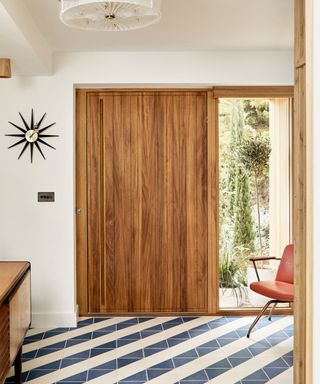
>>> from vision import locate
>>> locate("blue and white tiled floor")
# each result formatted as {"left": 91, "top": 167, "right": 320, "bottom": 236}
{"left": 6, "top": 315, "right": 293, "bottom": 384}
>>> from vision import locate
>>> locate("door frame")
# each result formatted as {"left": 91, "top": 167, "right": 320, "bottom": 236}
{"left": 294, "top": 0, "right": 313, "bottom": 382}
{"left": 75, "top": 87, "right": 217, "bottom": 316}
{"left": 212, "top": 86, "right": 294, "bottom": 316}
{"left": 76, "top": 86, "right": 296, "bottom": 317}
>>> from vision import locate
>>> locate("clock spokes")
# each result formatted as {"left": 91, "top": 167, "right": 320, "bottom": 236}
{"left": 36, "top": 113, "right": 47, "bottom": 129}
{"left": 8, "top": 121, "right": 27, "bottom": 134}
{"left": 30, "top": 143, "right": 34, "bottom": 163}
{"left": 35, "top": 142, "right": 46, "bottom": 160}
{"left": 8, "top": 138, "right": 26, "bottom": 149}
{"left": 5, "top": 110, "right": 58, "bottom": 162}
{"left": 18, "top": 142, "right": 29, "bottom": 160}
{"left": 30, "top": 109, "right": 34, "bottom": 130}
{"left": 19, "top": 112, "right": 30, "bottom": 131}
{"left": 38, "top": 122, "right": 56, "bottom": 133}
{"left": 39, "top": 134, "right": 59, "bottom": 138}
{"left": 37, "top": 139, "right": 56, "bottom": 150}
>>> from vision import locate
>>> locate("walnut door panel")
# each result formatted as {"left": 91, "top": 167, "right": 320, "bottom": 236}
{"left": 85, "top": 91, "right": 209, "bottom": 313}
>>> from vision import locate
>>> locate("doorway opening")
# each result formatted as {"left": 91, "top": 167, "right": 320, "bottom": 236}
{"left": 215, "top": 89, "right": 293, "bottom": 312}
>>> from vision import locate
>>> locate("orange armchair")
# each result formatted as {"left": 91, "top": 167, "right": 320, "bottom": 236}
{"left": 247, "top": 244, "right": 294, "bottom": 338}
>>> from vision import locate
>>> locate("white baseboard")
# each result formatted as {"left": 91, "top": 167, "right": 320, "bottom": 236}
{"left": 31, "top": 311, "right": 77, "bottom": 328}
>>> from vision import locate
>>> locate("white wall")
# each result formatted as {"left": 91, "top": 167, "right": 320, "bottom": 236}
{"left": 0, "top": 50, "right": 294, "bottom": 327}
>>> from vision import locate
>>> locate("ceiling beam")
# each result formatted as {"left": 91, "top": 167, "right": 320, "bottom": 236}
{"left": 0, "top": 0, "right": 52, "bottom": 75}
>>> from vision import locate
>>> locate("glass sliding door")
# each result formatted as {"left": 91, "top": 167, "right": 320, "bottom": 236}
{"left": 218, "top": 97, "right": 292, "bottom": 309}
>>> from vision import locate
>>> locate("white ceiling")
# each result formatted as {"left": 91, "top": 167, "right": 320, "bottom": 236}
{"left": 0, "top": 0, "right": 294, "bottom": 75}
{"left": 24, "top": 0, "right": 294, "bottom": 52}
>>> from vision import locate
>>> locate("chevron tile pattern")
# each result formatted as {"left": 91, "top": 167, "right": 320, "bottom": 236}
{"left": 5, "top": 316, "right": 293, "bottom": 384}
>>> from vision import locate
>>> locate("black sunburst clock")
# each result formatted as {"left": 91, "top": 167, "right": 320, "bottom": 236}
{"left": 5, "top": 109, "right": 59, "bottom": 163}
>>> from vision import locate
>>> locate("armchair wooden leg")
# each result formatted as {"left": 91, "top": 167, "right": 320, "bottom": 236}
{"left": 268, "top": 302, "right": 278, "bottom": 321}
{"left": 247, "top": 300, "right": 277, "bottom": 338}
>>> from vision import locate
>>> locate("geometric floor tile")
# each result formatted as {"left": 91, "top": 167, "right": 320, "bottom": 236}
{"left": 5, "top": 316, "right": 293, "bottom": 384}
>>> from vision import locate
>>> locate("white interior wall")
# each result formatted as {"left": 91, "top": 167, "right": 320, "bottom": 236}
{"left": 0, "top": 50, "right": 294, "bottom": 327}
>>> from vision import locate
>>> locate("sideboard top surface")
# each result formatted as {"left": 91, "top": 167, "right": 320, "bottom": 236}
{"left": 0, "top": 262, "right": 30, "bottom": 305}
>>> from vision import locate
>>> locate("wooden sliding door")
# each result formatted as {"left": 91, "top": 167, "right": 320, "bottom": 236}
{"left": 76, "top": 89, "right": 216, "bottom": 315}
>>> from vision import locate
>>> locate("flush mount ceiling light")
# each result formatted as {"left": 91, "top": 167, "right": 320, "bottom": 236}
{"left": 60, "top": 0, "right": 161, "bottom": 31}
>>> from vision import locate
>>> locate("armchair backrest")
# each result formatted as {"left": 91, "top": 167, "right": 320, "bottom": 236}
{"left": 275, "top": 244, "right": 294, "bottom": 284}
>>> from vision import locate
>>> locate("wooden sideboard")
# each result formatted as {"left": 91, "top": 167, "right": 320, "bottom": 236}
{"left": 0, "top": 262, "right": 31, "bottom": 384}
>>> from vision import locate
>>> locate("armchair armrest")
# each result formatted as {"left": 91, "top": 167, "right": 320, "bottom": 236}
{"left": 249, "top": 257, "right": 281, "bottom": 282}
{"left": 249, "top": 256, "right": 281, "bottom": 262}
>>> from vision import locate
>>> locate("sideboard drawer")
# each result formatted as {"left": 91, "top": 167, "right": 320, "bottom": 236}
{"left": 0, "top": 304, "right": 10, "bottom": 384}
{"left": 9, "top": 271, "right": 31, "bottom": 364}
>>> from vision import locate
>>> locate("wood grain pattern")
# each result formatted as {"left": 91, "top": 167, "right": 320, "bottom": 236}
{"left": 0, "top": 262, "right": 31, "bottom": 384}
{"left": 9, "top": 271, "right": 31, "bottom": 364}
{"left": 86, "top": 94, "right": 103, "bottom": 313}
{"left": 293, "top": 1, "right": 308, "bottom": 383}
{"left": 213, "top": 86, "right": 294, "bottom": 99}
{"left": 304, "top": 2, "right": 313, "bottom": 382}
{"left": 208, "top": 94, "right": 218, "bottom": 314}
{"left": 0, "top": 304, "right": 9, "bottom": 384}
{"left": 295, "top": 0, "right": 306, "bottom": 68}
{"left": 139, "top": 94, "right": 157, "bottom": 311}
{"left": 76, "top": 89, "right": 89, "bottom": 315}
{"left": 293, "top": 66, "right": 307, "bottom": 384}
{"left": 0, "top": 262, "right": 30, "bottom": 306}
{"left": 82, "top": 90, "right": 211, "bottom": 314}
{"left": 195, "top": 94, "right": 208, "bottom": 310}
{"left": 0, "top": 58, "right": 11, "bottom": 78}
{"left": 113, "top": 94, "right": 131, "bottom": 311}
{"left": 102, "top": 95, "right": 116, "bottom": 312}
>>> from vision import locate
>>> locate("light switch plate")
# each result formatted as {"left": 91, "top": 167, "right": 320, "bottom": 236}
{"left": 38, "top": 192, "right": 55, "bottom": 202}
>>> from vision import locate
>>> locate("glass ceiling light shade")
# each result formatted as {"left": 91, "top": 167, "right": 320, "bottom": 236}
{"left": 60, "top": 0, "right": 161, "bottom": 31}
